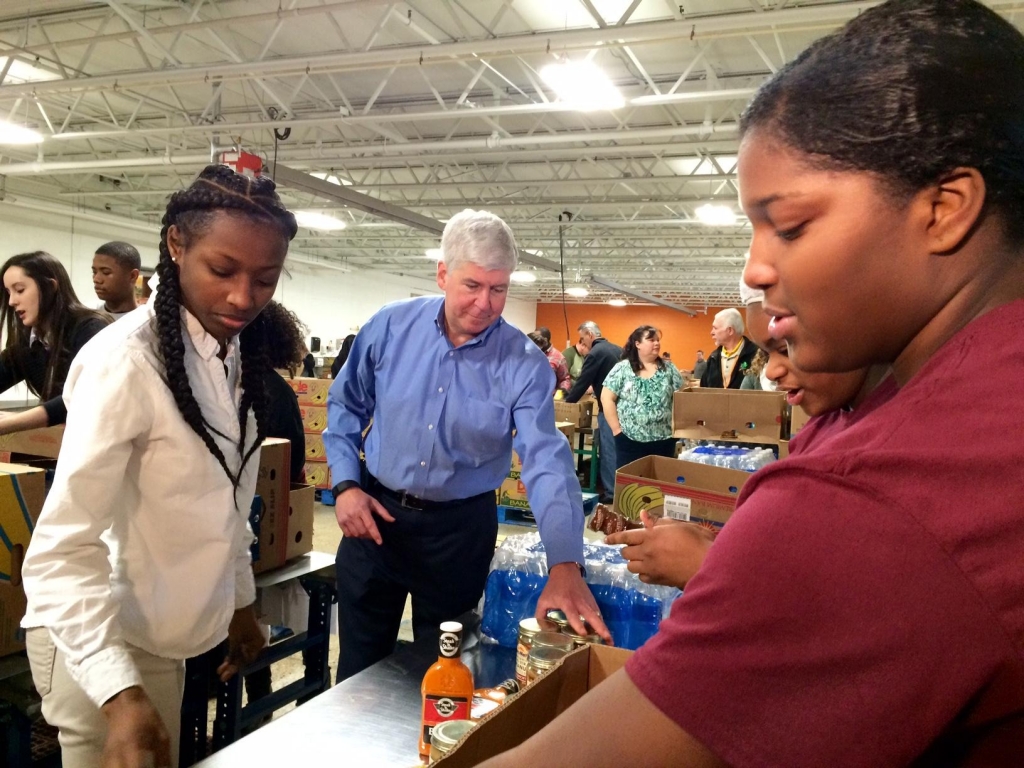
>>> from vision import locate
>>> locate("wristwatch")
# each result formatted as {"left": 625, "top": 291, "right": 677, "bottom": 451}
{"left": 331, "top": 480, "right": 360, "bottom": 497}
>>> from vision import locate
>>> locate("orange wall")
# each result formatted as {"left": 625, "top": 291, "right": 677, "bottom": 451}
{"left": 536, "top": 303, "right": 735, "bottom": 371}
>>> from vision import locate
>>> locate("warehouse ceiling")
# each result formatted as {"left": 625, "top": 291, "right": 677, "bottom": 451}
{"left": 1, "top": 0, "right": 1021, "bottom": 307}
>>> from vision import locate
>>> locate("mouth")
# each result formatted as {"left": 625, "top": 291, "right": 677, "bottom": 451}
{"left": 16, "top": 311, "right": 25, "bottom": 322}
{"left": 764, "top": 306, "right": 796, "bottom": 340}
{"left": 785, "top": 387, "right": 804, "bottom": 407}
{"left": 215, "top": 314, "right": 251, "bottom": 333}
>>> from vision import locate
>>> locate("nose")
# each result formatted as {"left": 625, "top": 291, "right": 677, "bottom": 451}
{"left": 743, "top": 237, "right": 777, "bottom": 294}
{"left": 226, "top": 276, "right": 256, "bottom": 312}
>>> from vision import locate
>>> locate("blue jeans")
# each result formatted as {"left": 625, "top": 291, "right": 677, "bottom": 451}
{"left": 597, "top": 412, "right": 617, "bottom": 497}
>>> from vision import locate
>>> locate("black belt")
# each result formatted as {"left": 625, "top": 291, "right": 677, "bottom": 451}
{"left": 368, "top": 476, "right": 492, "bottom": 511}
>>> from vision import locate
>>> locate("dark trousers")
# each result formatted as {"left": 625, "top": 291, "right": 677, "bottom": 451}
{"left": 614, "top": 433, "right": 678, "bottom": 469}
{"left": 334, "top": 485, "right": 498, "bottom": 683}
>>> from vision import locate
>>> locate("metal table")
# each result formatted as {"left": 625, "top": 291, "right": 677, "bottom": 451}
{"left": 194, "top": 615, "right": 515, "bottom": 768}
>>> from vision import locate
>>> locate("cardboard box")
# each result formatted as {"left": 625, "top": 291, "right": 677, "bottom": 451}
{"left": 497, "top": 422, "right": 574, "bottom": 510}
{"left": 253, "top": 438, "right": 291, "bottom": 574}
{"left": 304, "top": 432, "right": 327, "bottom": 462}
{"left": 789, "top": 405, "right": 811, "bottom": 436}
{"left": 673, "top": 388, "right": 787, "bottom": 444}
{"left": 553, "top": 400, "right": 594, "bottom": 428}
{"left": 614, "top": 455, "right": 750, "bottom": 530}
{"left": 0, "top": 463, "right": 47, "bottom": 657}
{"left": 555, "top": 421, "right": 575, "bottom": 442}
{"left": 437, "top": 644, "right": 633, "bottom": 766}
{"left": 303, "top": 462, "right": 332, "bottom": 490}
{"left": 299, "top": 405, "right": 328, "bottom": 432}
{"left": 285, "top": 376, "right": 332, "bottom": 406}
{"left": 285, "top": 484, "right": 315, "bottom": 561}
{"left": 0, "top": 425, "right": 65, "bottom": 460}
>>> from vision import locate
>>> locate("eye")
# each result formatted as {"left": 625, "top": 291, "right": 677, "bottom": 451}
{"left": 776, "top": 223, "right": 806, "bottom": 241}
{"left": 210, "top": 267, "right": 230, "bottom": 278}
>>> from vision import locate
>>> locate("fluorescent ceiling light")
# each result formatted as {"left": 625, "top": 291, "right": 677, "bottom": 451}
{"left": 425, "top": 248, "right": 443, "bottom": 260}
{"left": 565, "top": 286, "right": 590, "bottom": 298}
{"left": 510, "top": 271, "right": 537, "bottom": 284}
{"left": 608, "top": 298, "right": 627, "bottom": 307}
{"left": 294, "top": 210, "right": 346, "bottom": 231}
{"left": 540, "top": 60, "right": 624, "bottom": 111}
{"left": 0, "top": 119, "right": 43, "bottom": 145}
{"left": 694, "top": 204, "right": 737, "bottom": 226}
{"left": 0, "top": 57, "right": 60, "bottom": 83}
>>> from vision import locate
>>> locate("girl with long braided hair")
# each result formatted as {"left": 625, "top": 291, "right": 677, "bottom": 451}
{"left": 22, "top": 165, "right": 296, "bottom": 768}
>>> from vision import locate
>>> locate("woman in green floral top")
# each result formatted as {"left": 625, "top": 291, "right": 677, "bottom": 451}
{"left": 601, "top": 325, "right": 682, "bottom": 468}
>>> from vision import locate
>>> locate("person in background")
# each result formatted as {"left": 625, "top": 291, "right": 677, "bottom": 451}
{"left": 262, "top": 301, "right": 308, "bottom": 482}
{"left": 528, "top": 329, "right": 570, "bottom": 394}
{"left": 601, "top": 326, "right": 682, "bottom": 468}
{"left": 0, "top": 252, "right": 108, "bottom": 437}
{"left": 301, "top": 346, "right": 316, "bottom": 377}
{"left": 325, "top": 208, "right": 609, "bottom": 685}
{"left": 562, "top": 338, "right": 587, "bottom": 384}
{"left": 21, "top": 165, "right": 297, "bottom": 768}
{"left": 661, "top": 351, "right": 671, "bottom": 362}
{"left": 564, "top": 321, "right": 622, "bottom": 503}
{"left": 700, "top": 308, "right": 758, "bottom": 389}
{"left": 330, "top": 333, "right": 356, "bottom": 378}
{"left": 691, "top": 350, "right": 707, "bottom": 381}
{"left": 92, "top": 241, "right": 141, "bottom": 320}
{"left": 480, "top": 1, "right": 1024, "bottom": 764}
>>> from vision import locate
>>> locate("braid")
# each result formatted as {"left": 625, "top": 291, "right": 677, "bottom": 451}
{"left": 155, "top": 164, "right": 296, "bottom": 496}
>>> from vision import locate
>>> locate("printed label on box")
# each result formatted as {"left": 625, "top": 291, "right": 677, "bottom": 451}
{"left": 664, "top": 495, "right": 692, "bottom": 521}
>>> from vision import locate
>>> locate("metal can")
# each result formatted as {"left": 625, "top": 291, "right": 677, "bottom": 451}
{"left": 429, "top": 718, "right": 476, "bottom": 764}
{"left": 526, "top": 645, "right": 569, "bottom": 684}
{"left": 515, "top": 618, "right": 542, "bottom": 687}
{"left": 544, "top": 608, "right": 571, "bottom": 631}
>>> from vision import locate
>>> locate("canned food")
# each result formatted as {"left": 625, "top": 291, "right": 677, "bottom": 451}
{"left": 544, "top": 609, "right": 571, "bottom": 631}
{"left": 531, "top": 631, "right": 574, "bottom": 653}
{"left": 429, "top": 718, "right": 476, "bottom": 763}
{"left": 526, "top": 645, "right": 569, "bottom": 683}
{"left": 515, "top": 618, "right": 542, "bottom": 686}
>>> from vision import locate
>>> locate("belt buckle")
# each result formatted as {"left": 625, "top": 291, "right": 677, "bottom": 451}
{"left": 398, "top": 491, "right": 422, "bottom": 510}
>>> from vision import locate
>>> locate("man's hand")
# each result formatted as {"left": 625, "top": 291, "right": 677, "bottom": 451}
{"left": 100, "top": 687, "right": 171, "bottom": 768}
{"left": 217, "top": 604, "right": 266, "bottom": 682}
{"left": 605, "top": 511, "right": 715, "bottom": 590}
{"left": 535, "top": 562, "right": 613, "bottom": 644}
{"left": 334, "top": 487, "right": 395, "bottom": 545}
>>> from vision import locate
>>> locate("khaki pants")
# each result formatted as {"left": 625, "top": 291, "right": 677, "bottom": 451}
{"left": 26, "top": 627, "right": 186, "bottom": 768}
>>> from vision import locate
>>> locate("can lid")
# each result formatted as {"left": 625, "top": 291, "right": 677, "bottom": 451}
{"left": 518, "top": 617, "right": 542, "bottom": 637}
{"left": 528, "top": 645, "right": 570, "bottom": 667}
{"left": 564, "top": 631, "right": 603, "bottom": 645}
{"left": 439, "top": 621, "right": 463, "bottom": 633}
{"left": 431, "top": 719, "right": 477, "bottom": 749}
{"left": 544, "top": 609, "right": 569, "bottom": 627}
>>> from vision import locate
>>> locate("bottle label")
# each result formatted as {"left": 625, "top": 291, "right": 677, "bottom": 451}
{"left": 439, "top": 630, "right": 461, "bottom": 658}
{"left": 422, "top": 694, "right": 470, "bottom": 743}
{"left": 515, "top": 642, "right": 530, "bottom": 685}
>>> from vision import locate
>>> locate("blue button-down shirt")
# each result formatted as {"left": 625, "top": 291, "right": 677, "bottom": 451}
{"left": 324, "top": 296, "right": 584, "bottom": 568}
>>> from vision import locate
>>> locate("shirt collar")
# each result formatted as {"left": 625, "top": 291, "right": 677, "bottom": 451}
{"left": 433, "top": 299, "right": 504, "bottom": 349}
{"left": 182, "top": 306, "right": 240, "bottom": 364}
{"left": 28, "top": 328, "right": 47, "bottom": 349}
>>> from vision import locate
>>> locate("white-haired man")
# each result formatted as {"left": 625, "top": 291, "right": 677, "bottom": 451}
{"left": 324, "top": 209, "right": 610, "bottom": 682}
{"left": 700, "top": 308, "right": 759, "bottom": 389}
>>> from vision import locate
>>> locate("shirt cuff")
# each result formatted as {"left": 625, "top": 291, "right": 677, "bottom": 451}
{"left": 70, "top": 644, "right": 144, "bottom": 709}
{"left": 544, "top": 539, "right": 586, "bottom": 573}
{"left": 234, "top": 566, "right": 257, "bottom": 610}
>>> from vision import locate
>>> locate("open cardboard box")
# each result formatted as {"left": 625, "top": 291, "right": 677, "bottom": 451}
{"left": 0, "top": 425, "right": 65, "bottom": 461}
{"left": 553, "top": 400, "right": 594, "bottom": 429}
{"left": 614, "top": 455, "right": 751, "bottom": 530}
{"left": 0, "top": 463, "right": 47, "bottom": 657}
{"left": 253, "top": 438, "right": 292, "bottom": 574}
{"left": 673, "top": 387, "right": 788, "bottom": 443}
{"left": 437, "top": 644, "right": 633, "bottom": 766}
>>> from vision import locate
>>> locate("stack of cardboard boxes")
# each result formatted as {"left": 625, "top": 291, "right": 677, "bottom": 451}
{"left": 284, "top": 376, "right": 333, "bottom": 491}
{"left": 496, "top": 421, "right": 577, "bottom": 511}
{"left": 0, "top": 463, "right": 46, "bottom": 657}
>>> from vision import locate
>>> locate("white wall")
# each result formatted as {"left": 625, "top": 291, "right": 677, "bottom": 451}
{"left": 0, "top": 200, "right": 537, "bottom": 359}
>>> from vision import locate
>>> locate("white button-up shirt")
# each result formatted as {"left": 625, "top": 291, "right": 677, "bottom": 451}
{"left": 22, "top": 299, "right": 259, "bottom": 708}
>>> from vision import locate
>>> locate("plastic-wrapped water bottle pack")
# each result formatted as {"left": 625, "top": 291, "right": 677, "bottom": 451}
{"left": 480, "top": 532, "right": 681, "bottom": 651}
{"left": 678, "top": 443, "right": 776, "bottom": 472}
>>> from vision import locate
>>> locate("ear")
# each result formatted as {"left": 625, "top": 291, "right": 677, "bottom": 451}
{"left": 167, "top": 224, "right": 186, "bottom": 262}
{"left": 436, "top": 260, "right": 447, "bottom": 291}
{"left": 130, "top": 268, "right": 140, "bottom": 281}
{"left": 921, "top": 168, "right": 987, "bottom": 254}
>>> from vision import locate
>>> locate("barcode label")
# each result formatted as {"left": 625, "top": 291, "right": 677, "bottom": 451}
{"left": 664, "top": 495, "right": 691, "bottom": 521}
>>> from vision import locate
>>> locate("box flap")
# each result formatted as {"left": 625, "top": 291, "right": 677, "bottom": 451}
{"left": 673, "top": 388, "right": 787, "bottom": 443}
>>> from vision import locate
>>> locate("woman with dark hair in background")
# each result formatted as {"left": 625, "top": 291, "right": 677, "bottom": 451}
{"left": 261, "top": 300, "right": 308, "bottom": 483}
{"left": 0, "top": 252, "right": 108, "bottom": 435}
{"left": 600, "top": 325, "right": 681, "bottom": 468}
{"left": 21, "top": 165, "right": 297, "bottom": 768}
{"left": 330, "top": 333, "right": 356, "bottom": 378}
{"left": 481, "top": 1, "right": 1024, "bottom": 765}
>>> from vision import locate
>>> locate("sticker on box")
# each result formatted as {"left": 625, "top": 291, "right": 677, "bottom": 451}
{"left": 663, "top": 495, "right": 691, "bottom": 521}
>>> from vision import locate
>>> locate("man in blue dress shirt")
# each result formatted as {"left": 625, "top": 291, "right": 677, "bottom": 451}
{"left": 324, "top": 209, "right": 611, "bottom": 681}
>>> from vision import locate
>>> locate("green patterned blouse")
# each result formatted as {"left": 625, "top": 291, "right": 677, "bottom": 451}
{"left": 603, "top": 359, "right": 683, "bottom": 442}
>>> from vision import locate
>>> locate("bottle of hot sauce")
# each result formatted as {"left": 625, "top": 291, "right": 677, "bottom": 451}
{"left": 419, "top": 621, "right": 474, "bottom": 761}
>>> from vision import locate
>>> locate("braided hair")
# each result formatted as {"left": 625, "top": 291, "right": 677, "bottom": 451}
{"left": 155, "top": 164, "right": 297, "bottom": 496}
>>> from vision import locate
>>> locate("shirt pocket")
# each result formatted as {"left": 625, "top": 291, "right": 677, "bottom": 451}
{"left": 449, "top": 396, "right": 510, "bottom": 466}
{"left": 26, "top": 628, "right": 56, "bottom": 698}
